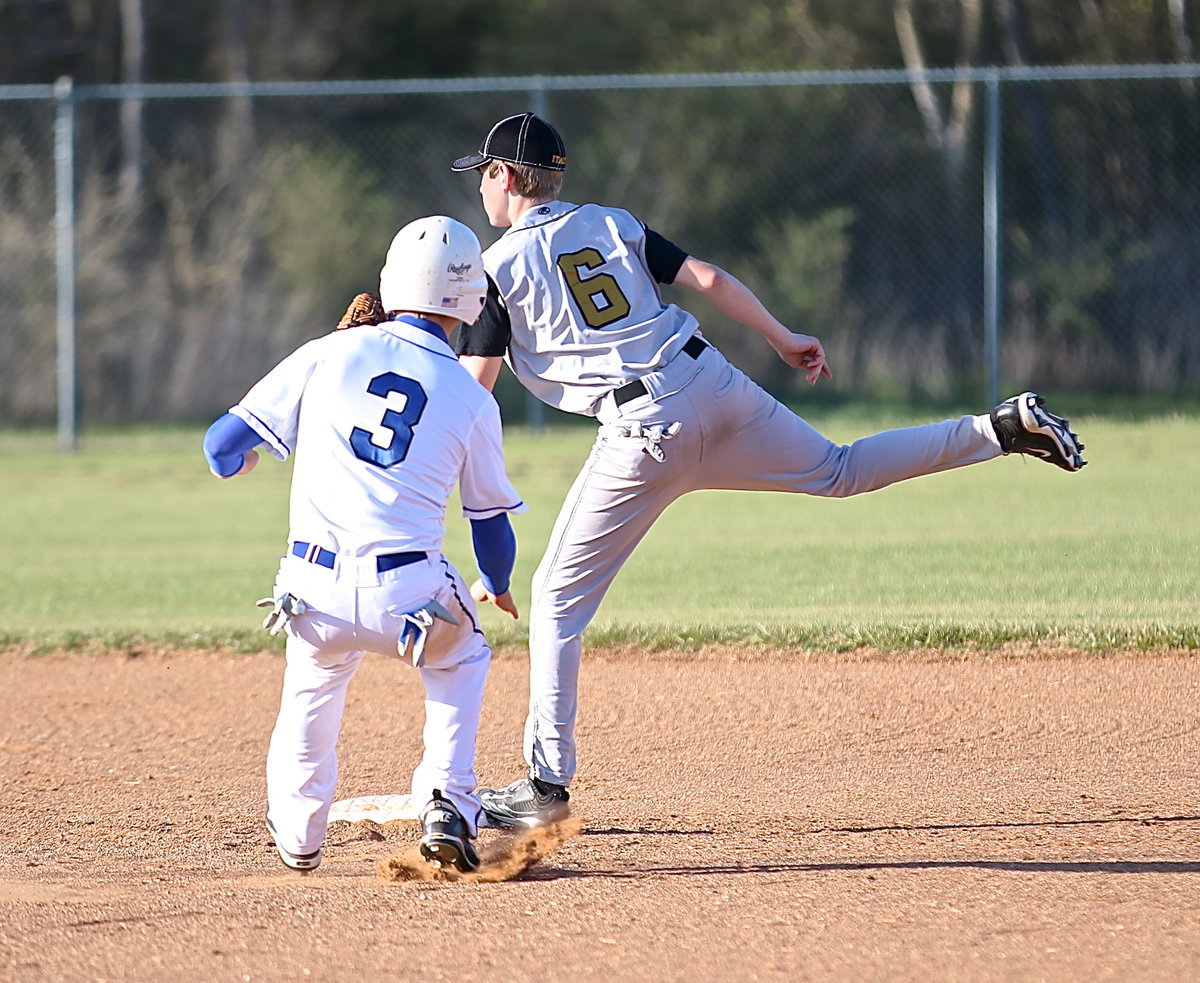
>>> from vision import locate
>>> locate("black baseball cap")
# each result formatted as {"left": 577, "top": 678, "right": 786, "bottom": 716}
{"left": 451, "top": 113, "right": 567, "bottom": 172}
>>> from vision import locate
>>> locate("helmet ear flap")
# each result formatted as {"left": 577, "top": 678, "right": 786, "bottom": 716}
{"left": 378, "top": 216, "right": 487, "bottom": 324}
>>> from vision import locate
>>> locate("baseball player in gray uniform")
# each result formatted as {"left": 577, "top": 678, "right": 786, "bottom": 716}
{"left": 203, "top": 215, "right": 526, "bottom": 873}
{"left": 450, "top": 113, "right": 1087, "bottom": 828}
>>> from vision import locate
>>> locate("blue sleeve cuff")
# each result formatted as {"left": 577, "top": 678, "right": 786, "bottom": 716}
{"left": 203, "top": 413, "right": 263, "bottom": 477}
{"left": 470, "top": 514, "right": 515, "bottom": 595}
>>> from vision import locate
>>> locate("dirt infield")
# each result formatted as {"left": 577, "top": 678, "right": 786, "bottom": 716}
{"left": 1, "top": 646, "right": 1198, "bottom": 982}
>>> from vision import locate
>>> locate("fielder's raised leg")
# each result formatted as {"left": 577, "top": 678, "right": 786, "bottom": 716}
{"left": 449, "top": 114, "right": 1086, "bottom": 827}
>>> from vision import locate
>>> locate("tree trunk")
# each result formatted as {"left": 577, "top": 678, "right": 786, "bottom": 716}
{"left": 118, "top": 0, "right": 145, "bottom": 207}
{"left": 993, "top": 0, "right": 1067, "bottom": 229}
{"left": 893, "top": 0, "right": 981, "bottom": 189}
{"left": 893, "top": 0, "right": 983, "bottom": 382}
{"left": 1167, "top": 0, "right": 1195, "bottom": 95}
{"left": 219, "top": 0, "right": 256, "bottom": 171}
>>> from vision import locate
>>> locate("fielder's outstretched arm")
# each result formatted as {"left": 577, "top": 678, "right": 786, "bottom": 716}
{"left": 673, "top": 257, "right": 833, "bottom": 385}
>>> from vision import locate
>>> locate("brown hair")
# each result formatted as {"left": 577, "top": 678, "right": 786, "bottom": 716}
{"left": 487, "top": 160, "right": 563, "bottom": 200}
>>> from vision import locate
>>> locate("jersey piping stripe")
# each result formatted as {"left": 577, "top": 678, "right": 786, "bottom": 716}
{"left": 390, "top": 314, "right": 449, "bottom": 342}
{"left": 238, "top": 407, "right": 291, "bottom": 457}
{"left": 505, "top": 203, "right": 583, "bottom": 235}
{"left": 463, "top": 502, "right": 525, "bottom": 514}
{"left": 437, "top": 556, "right": 484, "bottom": 637}
{"left": 380, "top": 328, "right": 459, "bottom": 363}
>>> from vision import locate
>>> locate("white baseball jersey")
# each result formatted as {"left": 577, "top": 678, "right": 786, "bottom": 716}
{"left": 476, "top": 200, "right": 698, "bottom": 416}
{"left": 231, "top": 317, "right": 526, "bottom": 556}
{"left": 234, "top": 314, "right": 524, "bottom": 855}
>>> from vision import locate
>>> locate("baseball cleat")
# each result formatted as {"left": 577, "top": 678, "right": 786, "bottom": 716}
{"left": 990, "top": 392, "right": 1087, "bottom": 472}
{"left": 265, "top": 816, "right": 322, "bottom": 873}
{"left": 477, "top": 773, "right": 570, "bottom": 829}
{"left": 419, "top": 790, "right": 480, "bottom": 873}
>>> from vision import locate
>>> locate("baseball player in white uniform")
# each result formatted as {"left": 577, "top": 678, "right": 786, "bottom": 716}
{"left": 449, "top": 113, "right": 1087, "bottom": 828}
{"left": 202, "top": 215, "right": 526, "bottom": 873}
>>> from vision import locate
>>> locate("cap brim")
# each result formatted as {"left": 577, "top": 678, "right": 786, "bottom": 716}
{"left": 451, "top": 153, "right": 488, "bottom": 172}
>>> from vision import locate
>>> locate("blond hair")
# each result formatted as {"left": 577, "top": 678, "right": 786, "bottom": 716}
{"left": 487, "top": 160, "right": 563, "bottom": 200}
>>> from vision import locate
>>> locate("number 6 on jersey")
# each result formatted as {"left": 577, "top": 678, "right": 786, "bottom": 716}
{"left": 558, "top": 248, "right": 631, "bottom": 328}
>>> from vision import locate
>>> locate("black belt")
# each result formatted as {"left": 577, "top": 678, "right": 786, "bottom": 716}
{"left": 291, "top": 541, "right": 427, "bottom": 573}
{"left": 612, "top": 335, "right": 708, "bottom": 407}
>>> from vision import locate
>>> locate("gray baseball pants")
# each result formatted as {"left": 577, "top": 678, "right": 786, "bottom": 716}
{"left": 525, "top": 338, "right": 1002, "bottom": 786}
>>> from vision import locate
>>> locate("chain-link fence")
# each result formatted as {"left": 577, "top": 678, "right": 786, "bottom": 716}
{"left": 3, "top": 66, "right": 1199, "bottom": 438}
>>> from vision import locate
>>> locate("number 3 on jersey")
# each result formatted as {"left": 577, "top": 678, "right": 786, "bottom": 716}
{"left": 350, "top": 372, "right": 428, "bottom": 468}
{"left": 558, "top": 248, "right": 632, "bottom": 328}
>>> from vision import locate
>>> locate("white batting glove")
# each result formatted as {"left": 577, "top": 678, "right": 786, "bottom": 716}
{"left": 256, "top": 593, "right": 309, "bottom": 636}
{"left": 397, "top": 599, "right": 461, "bottom": 667}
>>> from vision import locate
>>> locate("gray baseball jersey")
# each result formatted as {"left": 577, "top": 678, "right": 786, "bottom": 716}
{"left": 467, "top": 200, "right": 697, "bottom": 416}
{"left": 459, "top": 200, "right": 1002, "bottom": 788}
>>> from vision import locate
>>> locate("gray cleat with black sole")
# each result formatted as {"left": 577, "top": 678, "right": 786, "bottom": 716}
{"left": 477, "top": 773, "right": 570, "bottom": 829}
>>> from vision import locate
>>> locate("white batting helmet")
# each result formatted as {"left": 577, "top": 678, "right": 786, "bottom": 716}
{"left": 378, "top": 215, "right": 488, "bottom": 324}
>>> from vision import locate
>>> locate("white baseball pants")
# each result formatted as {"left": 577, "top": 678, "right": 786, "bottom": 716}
{"left": 525, "top": 339, "right": 1003, "bottom": 786}
{"left": 264, "top": 551, "right": 489, "bottom": 859}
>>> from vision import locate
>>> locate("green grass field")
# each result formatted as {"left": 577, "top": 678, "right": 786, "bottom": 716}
{"left": 1, "top": 407, "right": 1197, "bottom": 653}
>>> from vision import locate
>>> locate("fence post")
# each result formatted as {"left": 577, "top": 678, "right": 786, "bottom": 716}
{"left": 982, "top": 70, "right": 1002, "bottom": 408}
{"left": 54, "top": 76, "right": 78, "bottom": 452}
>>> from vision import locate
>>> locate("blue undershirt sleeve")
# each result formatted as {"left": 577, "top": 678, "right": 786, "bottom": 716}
{"left": 203, "top": 412, "right": 263, "bottom": 477}
{"left": 469, "top": 513, "right": 516, "bottom": 596}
